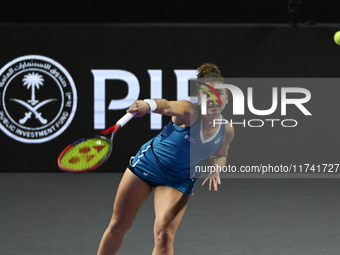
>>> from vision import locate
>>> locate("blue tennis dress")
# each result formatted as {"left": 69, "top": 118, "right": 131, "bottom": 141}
{"left": 130, "top": 105, "right": 226, "bottom": 194}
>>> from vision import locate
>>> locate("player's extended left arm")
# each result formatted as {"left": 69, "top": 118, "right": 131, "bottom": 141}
{"left": 211, "top": 124, "right": 234, "bottom": 174}
{"left": 202, "top": 125, "right": 234, "bottom": 191}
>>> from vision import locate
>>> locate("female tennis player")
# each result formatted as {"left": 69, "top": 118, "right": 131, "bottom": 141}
{"left": 97, "top": 63, "right": 234, "bottom": 255}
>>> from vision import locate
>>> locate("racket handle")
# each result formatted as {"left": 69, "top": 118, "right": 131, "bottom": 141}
{"left": 116, "top": 112, "right": 135, "bottom": 127}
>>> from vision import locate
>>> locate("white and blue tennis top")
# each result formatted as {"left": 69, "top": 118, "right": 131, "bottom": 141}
{"left": 130, "top": 104, "right": 226, "bottom": 194}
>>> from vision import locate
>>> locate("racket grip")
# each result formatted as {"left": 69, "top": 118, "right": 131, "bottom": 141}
{"left": 116, "top": 113, "right": 135, "bottom": 127}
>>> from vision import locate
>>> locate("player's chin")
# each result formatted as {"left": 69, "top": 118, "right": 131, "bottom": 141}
{"left": 207, "top": 106, "right": 221, "bottom": 115}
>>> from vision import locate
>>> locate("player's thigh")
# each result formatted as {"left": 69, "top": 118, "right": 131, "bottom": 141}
{"left": 111, "top": 168, "right": 153, "bottom": 224}
{"left": 153, "top": 185, "right": 190, "bottom": 232}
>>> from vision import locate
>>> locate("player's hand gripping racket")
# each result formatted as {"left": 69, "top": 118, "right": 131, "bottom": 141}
{"left": 58, "top": 113, "right": 135, "bottom": 173}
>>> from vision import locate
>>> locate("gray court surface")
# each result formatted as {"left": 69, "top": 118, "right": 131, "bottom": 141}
{"left": 1, "top": 173, "right": 340, "bottom": 255}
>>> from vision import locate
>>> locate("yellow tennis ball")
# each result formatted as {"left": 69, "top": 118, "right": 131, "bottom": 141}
{"left": 334, "top": 31, "right": 340, "bottom": 45}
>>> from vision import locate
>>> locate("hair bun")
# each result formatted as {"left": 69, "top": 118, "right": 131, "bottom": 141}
{"left": 197, "top": 63, "right": 222, "bottom": 78}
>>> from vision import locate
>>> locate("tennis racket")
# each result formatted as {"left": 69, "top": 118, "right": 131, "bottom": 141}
{"left": 58, "top": 112, "right": 135, "bottom": 173}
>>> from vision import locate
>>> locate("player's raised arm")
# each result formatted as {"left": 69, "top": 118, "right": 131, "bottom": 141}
{"left": 127, "top": 99, "right": 198, "bottom": 127}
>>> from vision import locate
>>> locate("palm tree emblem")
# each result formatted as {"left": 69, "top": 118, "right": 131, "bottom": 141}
{"left": 9, "top": 72, "right": 56, "bottom": 124}
{"left": 23, "top": 72, "right": 44, "bottom": 106}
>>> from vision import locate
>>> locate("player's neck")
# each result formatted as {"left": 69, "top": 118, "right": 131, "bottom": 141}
{"left": 202, "top": 114, "right": 220, "bottom": 129}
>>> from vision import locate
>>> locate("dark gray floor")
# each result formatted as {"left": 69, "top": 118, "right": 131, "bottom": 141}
{"left": 1, "top": 173, "right": 340, "bottom": 255}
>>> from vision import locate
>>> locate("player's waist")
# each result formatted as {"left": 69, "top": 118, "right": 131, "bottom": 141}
{"left": 150, "top": 140, "right": 192, "bottom": 179}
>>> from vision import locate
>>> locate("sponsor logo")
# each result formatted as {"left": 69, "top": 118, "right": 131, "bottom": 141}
{"left": 92, "top": 69, "right": 197, "bottom": 130}
{"left": 92, "top": 71, "right": 313, "bottom": 129}
{"left": 184, "top": 134, "right": 196, "bottom": 144}
{"left": 0, "top": 55, "right": 77, "bottom": 143}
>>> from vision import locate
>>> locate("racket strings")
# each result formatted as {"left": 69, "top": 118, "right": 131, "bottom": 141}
{"left": 59, "top": 138, "right": 111, "bottom": 171}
